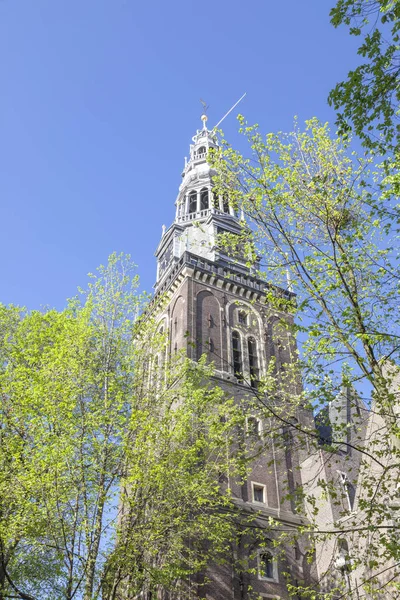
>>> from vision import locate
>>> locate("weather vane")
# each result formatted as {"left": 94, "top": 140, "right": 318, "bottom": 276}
{"left": 200, "top": 98, "right": 209, "bottom": 116}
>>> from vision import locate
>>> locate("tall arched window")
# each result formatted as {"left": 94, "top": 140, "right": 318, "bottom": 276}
{"left": 248, "top": 337, "right": 259, "bottom": 388}
{"left": 189, "top": 191, "right": 197, "bottom": 214}
{"left": 232, "top": 331, "right": 243, "bottom": 381}
{"left": 200, "top": 188, "right": 209, "bottom": 210}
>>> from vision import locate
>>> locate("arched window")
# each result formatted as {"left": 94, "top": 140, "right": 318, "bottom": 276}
{"left": 223, "top": 193, "right": 229, "bottom": 213}
{"left": 232, "top": 331, "right": 243, "bottom": 381}
{"left": 197, "top": 146, "right": 206, "bottom": 155}
{"left": 200, "top": 188, "right": 209, "bottom": 210}
{"left": 248, "top": 337, "right": 259, "bottom": 388}
{"left": 189, "top": 191, "right": 197, "bottom": 214}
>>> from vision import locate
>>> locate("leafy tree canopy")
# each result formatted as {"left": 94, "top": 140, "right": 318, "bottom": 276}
{"left": 329, "top": 0, "right": 400, "bottom": 155}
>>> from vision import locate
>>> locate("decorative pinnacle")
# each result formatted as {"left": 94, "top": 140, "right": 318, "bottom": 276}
{"left": 201, "top": 114, "right": 208, "bottom": 129}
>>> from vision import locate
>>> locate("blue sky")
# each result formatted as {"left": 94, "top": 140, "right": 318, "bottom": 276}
{"left": 0, "top": 0, "right": 360, "bottom": 309}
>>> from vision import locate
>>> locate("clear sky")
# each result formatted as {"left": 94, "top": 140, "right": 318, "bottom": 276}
{"left": 0, "top": 0, "right": 360, "bottom": 309}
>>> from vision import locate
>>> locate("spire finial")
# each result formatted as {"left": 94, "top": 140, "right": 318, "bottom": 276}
{"left": 201, "top": 114, "right": 208, "bottom": 130}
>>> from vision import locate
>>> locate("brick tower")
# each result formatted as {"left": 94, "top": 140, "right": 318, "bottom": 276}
{"left": 152, "top": 115, "right": 312, "bottom": 599}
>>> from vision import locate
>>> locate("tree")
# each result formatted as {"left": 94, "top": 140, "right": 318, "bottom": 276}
{"left": 210, "top": 117, "right": 400, "bottom": 598}
{"left": 0, "top": 253, "right": 144, "bottom": 600}
{"left": 0, "top": 254, "right": 260, "bottom": 600}
{"left": 103, "top": 356, "right": 255, "bottom": 599}
{"left": 328, "top": 0, "right": 400, "bottom": 155}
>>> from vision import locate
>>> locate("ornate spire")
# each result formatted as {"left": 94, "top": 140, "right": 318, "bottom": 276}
{"left": 171, "top": 115, "right": 238, "bottom": 225}
{"left": 155, "top": 114, "right": 246, "bottom": 289}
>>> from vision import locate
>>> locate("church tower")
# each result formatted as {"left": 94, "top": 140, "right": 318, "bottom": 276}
{"left": 152, "top": 116, "right": 311, "bottom": 599}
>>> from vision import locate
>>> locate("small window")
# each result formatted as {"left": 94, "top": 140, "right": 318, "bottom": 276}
{"left": 189, "top": 191, "right": 197, "bottom": 214}
{"left": 252, "top": 483, "right": 265, "bottom": 503}
{"left": 197, "top": 146, "right": 206, "bottom": 155}
{"left": 238, "top": 310, "right": 247, "bottom": 325}
{"left": 258, "top": 551, "right": 276, "bottom": 581}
